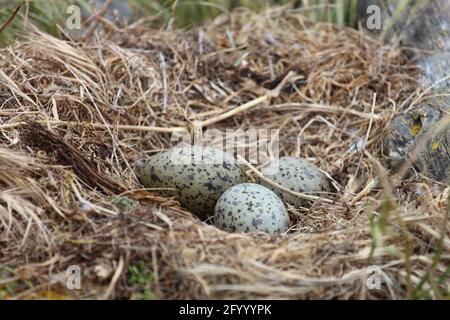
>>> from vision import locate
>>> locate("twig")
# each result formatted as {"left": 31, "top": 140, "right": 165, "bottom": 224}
{"left": 103, "top": 256, "right": 124, "bottom": 299}
{"left": 270, "top": 103, "right": 382, "bottom": 120}
{"left": 160, "top": 52, "right": 169, "bottom": 112}
{"left": 201, "top": 95, "right": 269, "bottom": 127}
{"left": 201, "top": 71, "right": 296, "bottom": 127}
{"left": 0, "top": 2, "right": 23, "bottom": 34}
{"left": 0, "top": 120, "right": 187, "bottom": 133}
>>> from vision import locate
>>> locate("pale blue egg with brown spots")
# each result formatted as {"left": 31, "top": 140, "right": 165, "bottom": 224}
{"left": 214, "top": 183, "right": 290, "bottom": 234}
{"left": 136, "top": 145, "right": 246, "bottom": 220}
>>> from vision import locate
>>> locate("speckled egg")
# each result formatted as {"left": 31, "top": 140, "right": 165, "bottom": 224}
{"left": 258, "top": 157, "right": 330, "bottom": 207}
{"left": 214, "top": 183, "right": 290, "bottom": 234}
{"left": 136, "top": 145, "right": 246, "bottom": 219}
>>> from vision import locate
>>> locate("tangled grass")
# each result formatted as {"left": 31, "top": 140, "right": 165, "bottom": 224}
{"left": 0, "top": 7, "right": 448, "bottom": 299}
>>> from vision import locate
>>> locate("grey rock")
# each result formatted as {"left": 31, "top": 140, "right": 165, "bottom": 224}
{"left": 359, "top": 0, "right": 450, "bottom": 183}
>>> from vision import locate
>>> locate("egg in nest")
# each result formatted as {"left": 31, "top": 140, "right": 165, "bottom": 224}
{"left": 258, "top": 157, "right": 330, "bottom": 207}
{"left": 214, "top": 183, "right": 290, "bottom": 234}
{"left": 136, "top": 145, "right": 246, "bottom": 219}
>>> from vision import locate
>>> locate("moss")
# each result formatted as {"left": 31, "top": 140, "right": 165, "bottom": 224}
{"left": 127, "top": 262, "right": 156, "bottom": 300}
{"left": 410, "top": 123, "right": 422, "bottom": 137}
{"left": 111, "top": 196, "right": 136, "bottom": 213}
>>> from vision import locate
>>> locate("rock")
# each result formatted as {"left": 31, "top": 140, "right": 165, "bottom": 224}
{"left": 359, "top": 0, "right": 450, "bottom": 183}
{"left": 358, "top": 0, "right": 450, "bottom": 51}
{"left": 92, "top": 0, "right": 133, "bottom": 21}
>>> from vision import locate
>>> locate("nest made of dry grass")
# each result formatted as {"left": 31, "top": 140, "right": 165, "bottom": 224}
{"left": 0, "top": 7, "right": 448, "bottom": 299}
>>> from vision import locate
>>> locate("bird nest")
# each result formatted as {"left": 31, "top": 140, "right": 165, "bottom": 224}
{"left": 0, "top": 7, "right": 448, "bottom": 299}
